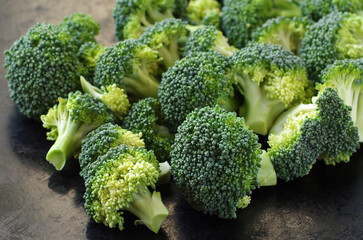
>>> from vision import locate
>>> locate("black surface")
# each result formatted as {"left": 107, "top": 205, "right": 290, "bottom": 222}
{"left": 1, "top": 1, "right": 363, "bottom": 239}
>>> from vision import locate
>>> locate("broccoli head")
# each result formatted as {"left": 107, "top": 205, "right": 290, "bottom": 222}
{"left": 186, "top": 0, "right": 222, "bottom": 28}
{"left": 268, "top": 88, "right": 360, "bottom": 181}
{"left": 77, "top": 42, "right": 106, "bottom": 82}
{"left": 228, "top": 43, "right": 314, "bottom": 135}
{"left": 317, "top": 58, "right": 363, "bottom": 142}
{"left": 83, "top": 145, "right": 168, "bottom": 233}
{"left": 40, "top": 91, "right": 116, "bottom": 170}
{"left": 299, "top": 12, "right": 363, "bottom": 83}
{"left": 171, "top": 105, "right": 276, "bottom": 218}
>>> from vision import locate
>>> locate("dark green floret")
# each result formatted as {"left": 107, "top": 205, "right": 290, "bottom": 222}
{"left": 186, "top": 0, "right": 222, "bottom": 28}
{"left": 94, "top": 39, "right": 161, "bottom": 99}
{"left": 171, "top": 105, "right": 276, "bottom": 219}
{"left": 268, "top": 88, "right": 360, "bottom": 181}
{"left": 77, "top": 42, "right": 106, "bottom": 82}
{"left": 299, "top": 12, "right": 363, "bottom": 83}
{"left": 158, "top": 51, "right": 238, "bottom": 133}
{"left": 228, "top": 43, "right": 314, "bottom": 135}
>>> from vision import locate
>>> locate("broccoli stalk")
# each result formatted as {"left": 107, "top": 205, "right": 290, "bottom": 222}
{"left": 257, "top": 151, "right": 278, "bottom": 187}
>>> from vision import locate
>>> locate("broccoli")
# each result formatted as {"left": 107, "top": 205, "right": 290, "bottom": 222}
{"left": 221, "top": 0, "right": 301, "bottom": 48}
{"left": 300, "top": 0, "right": 363, "bottom": 21}
{"left": 77, "top": 42, "right": 106, "bottom": 82}
{"left": 228, "top": 43, "right": 314, "bottom": 135}
{"left": 171, "top": 105, "right": 276, "bottom": 218}
{"left": 183, "top": 25, "right": 238, "bottom": 57}
{"left": 186, "top": 0, "right": 222, "bottom": 28}
{"left": 252, "top": 16, "right": 311, "bottom": 55}
{"left": 268, "top": 88, "right": 360, "bottom": 181}
{"left": 316, "top": 58, "right": 363, "bottom": 142}
{"left": 82, "top": 145, "right": 168, "bottom": 233}
{"left": 40, "top": 91, "right": 116, "bottom": 170}
{"left": 158, "top": 51, "right": 239, "bottom": 133}
{"left": 140, "top": 18, "right": 188, "bottom": 70}
{"left": 93, "top": 39, "right": 161, "bottom": 99}
{"left": 122, "top": 98, "right": 173, "bottom": 163}
{"left": 299, "top": 12, "right": 363, "bottom": 83}
{"left": 113, "top": 0, "right": 176, "bottom": 40}
{"left": 80, "top": 76, "right": 130, "bottom": 120}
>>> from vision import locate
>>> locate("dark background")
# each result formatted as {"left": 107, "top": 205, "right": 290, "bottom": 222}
{"left": 0, "top": 1, "right": 363, "bottom": 239}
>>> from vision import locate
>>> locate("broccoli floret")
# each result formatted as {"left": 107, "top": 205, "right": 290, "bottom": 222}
{"left": 82, "top": 145, "right": 168, "bottom": 233}
{"left": 113, "top": 0, "right": 176, "bottom": 40}
{"left": 317, "top": 58, "right": 363, "bottom": 142}
{"left": 40, "top": 91, "right": 116, "bottom": 170}
{"left": 77, "top": 42, "right": 106, "bottom": 82}
{"left": 299, "top": 12, "right": 363, "bottom": 83}
{"left": 301, "top": 0, "right": 363, "bottom": 21}
{"left": 252, "top": 17, "right": 311, "bottom": 55}
{"left": 159, "top": 51, "right": 239, "bottom": 133}
{"left": 4, "top": 23, "right": 86, "bottom": 119}
{"left": 94, "top": 39, "right": 161, "bottom": 99}
{"left": 186, "top": 0, "right": 222, "bottom": 28}
{"left": 122, "top": 98, "right": 173, "bottom": 163}
{"left": 140, "top": 18, "right": 188, "bottom": 70}
{"left": 221, "top": 0, "right": 301, "bottom": 48}
{"left": 80, "top": 76, "right": 130, "bottom": 120}
{"left": 268, "top": 88, "right": 360, "bottom": 181}
{"left": 171, "top": 105, "right": 276, "bottom": 218}
{"left": 183, "top": 25, "right": 238, "bottom": 57}
{"left": 228, "top": 43, "right": 314, "bottom": 135}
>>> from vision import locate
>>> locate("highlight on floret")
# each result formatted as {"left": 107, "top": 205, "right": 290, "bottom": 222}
{"left": 122, "top": 98, "right": 173, "bottom": 163}
{"left": 228, "top": 43, "right": 314, "bottom": 135}
{"left": 158, "top": 51, "right": 239, "bottom": 133}
{"left": 183, "top": 25, "right": 238, "bottom": 57}
{"left": 186, "top": 0, "right": 222, "bottom": 28}
{"left": 317, "top": 58, "right": 363, "bottom": 142}
{"left": 40, "top": 91, "right": 116, "bottom": 170}
{"left": 82, "top": 145, "right": 168, "bottom": 233}
{"left": 94, "top": 39, "right": 161, "bottom": 99}
{"left": 140, "top": 18, "right": 188, "bottom": 70}
{"left": 77, "top": 42, "right": 106, "bottom": 82}
{"left": 252, "top": 16, "right": 310, "bottom": 55}
{"left": 268, "top": 88, "right": 360, "bottom": 181}
{"left": 171, "top": 105, "right": 276, "bottom": 219}
{"left": 80, "top": 76, "right": 130, "bottom": 120}
{"left": 299, "top": 12, "right": 363, "bottom": 83}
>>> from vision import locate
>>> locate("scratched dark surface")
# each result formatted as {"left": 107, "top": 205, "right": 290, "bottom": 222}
{"left": 1, "top": 1, "right": 363, "bottom": 239}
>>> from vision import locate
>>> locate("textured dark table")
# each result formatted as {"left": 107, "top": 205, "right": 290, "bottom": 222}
{"left": 1, "top": 1, "right": 363, "bottom": 239}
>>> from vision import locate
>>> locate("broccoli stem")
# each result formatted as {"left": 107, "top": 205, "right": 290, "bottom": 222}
{"left": 124, "top": 65, "right": 159, "bottom": 98}
{"left": 213, "top": 34, "right": 237, "bottom": 57}
{"left": 80, "top": 76, "right": 103, "bottom": 99}
{"left": 257, "top": 151, "right": 277, "bottom": 187}
{"left": 128, "top": 189, "right": 169, "bottom": 233}
{"left": 156, "top": 161, "right": 171, "bottom": 185}
{"left": 146, "top": 6, "right": 174, "bottom": 23}
{"left": 158, "top": 39, "right": 180, "bottom": 69}
{"left": 271, "top": 0, "right": 301, "bottom": 17}
{"left": 155, "top": 124, "right": 174, "bottom": 140}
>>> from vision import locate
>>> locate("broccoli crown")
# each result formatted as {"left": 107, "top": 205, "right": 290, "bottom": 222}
{"left": 301, "top": 0, "right": 363, "bottom": 21}
{"left": 94, "top": 39, "right": 161, "bottom": 99}
{"left": 113, "top": 0, "right": 175, "bottom": 40}
{"left": 79, "top": 122, "right": 145, "bottom": 177}
{"left": 183, "top": 25, "right": 237, "bottom": 57}
{"left": 268, "top": 88, "right": 360, "bottom": 181}
{"left": 59, "top": 13, "right": 100, "bottom": 49}
{"left": 122, "top": 98, "right": 172, "bottom": 163}
{"left": 171, "top": 105, "right": 261, "bottom": 219}
{"left": 4, "top": 23, "right": 86, "bottom": 119}
{"left": 299, "top": 12, "right": 363, "bottom": 83}
{"left": 252, "top": 16, "right": 311, "bottom": 55}
{"left": 83, "top": 145, "right": 160, "bottom": 230}
{"left": 317, "top": 58, "right": 363, "bottom": 141}
{"left": 186, "top": 0, "right": 221, "bottom": 27}
{"left": 158, "top": 51, "right": 233, "bottom": 132}
{"left": 77, "top": 42, "right": 105, "bottom": 82}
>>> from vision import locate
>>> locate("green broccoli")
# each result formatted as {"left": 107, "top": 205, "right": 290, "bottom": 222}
{"left": 186, "top": 0, "right": 222, "bottom": 28}
{"left": 40, "top": 91, "right": 116, "bottom": 170}
{"left": 122, "top": 98, "right": 173, "bottom": 163}
{"left": 300, "top": 0, "right": 363, "bottom": 21}
{"left": 140, "top": 18, "right": 188, "bottom": 70}
{"left": 80, "top": 76, "right": 130, "bottom": 120}
{"left": 252, "top": 16, "right": 311, "bottom": 55}
{"left": 77, "top": 42, "right": 106, "bottom": 82}
{"left": 228, "top": 43, "right": 314, "bottom": 135}
{"left": 171, "top": 105, "right": 276, "bottom": 219}
{"left": 299, "top": 12, "right": 363, "bottom": 83}
{"left": 268, "top": 88, "right": 360, "bottom": 181}
{"left": 158, "top": 51, "right": 239, "bottom": 133}
{"left": 316, "top": 58, "right": 363, "bottom": 142}
{"left": 183, "top": 25, "right": 238, "bottom": 57}
{"left": 93, "top": 39, "right": 161, "bottom": 99}
{"left": 82, "top": 145, "right": 168, "bottom": 233}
